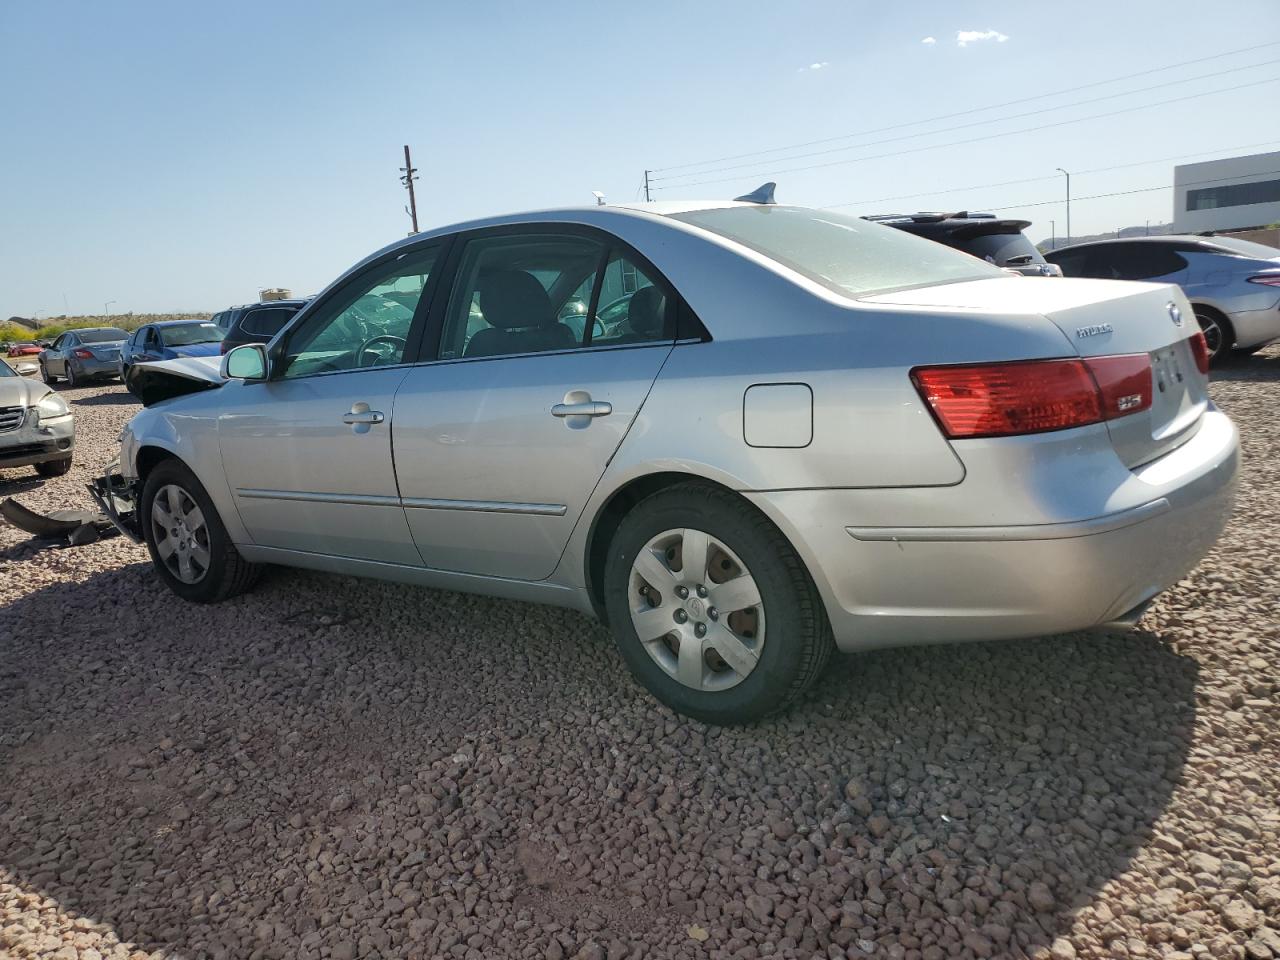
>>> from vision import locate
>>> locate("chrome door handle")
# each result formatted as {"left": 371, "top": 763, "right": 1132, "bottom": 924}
{"left": 551, "top": 401, "right": 612, "bottom": 418}
{"left": 342, "top": 405, "right": 385, "bottom": 425}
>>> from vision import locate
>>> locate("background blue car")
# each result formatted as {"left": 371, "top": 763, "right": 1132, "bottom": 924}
{"left": 119, "top": 319, "right": 224, "bottom": 380}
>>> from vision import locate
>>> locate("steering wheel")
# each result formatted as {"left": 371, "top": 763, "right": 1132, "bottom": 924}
{"left": 356, "top": 334, "right": 407, "bottom": 367}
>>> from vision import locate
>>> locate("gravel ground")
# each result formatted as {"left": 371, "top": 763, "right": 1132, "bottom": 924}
{"left": 1, "top": 354, "right": 1277, "bottom": 960}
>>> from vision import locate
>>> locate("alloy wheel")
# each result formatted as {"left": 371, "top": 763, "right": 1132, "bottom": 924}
{"left": 151, "top": 483, "right": 211, "bottom": 584}
{"left": 629, "top": 527, "right": 766, "bottom": 691}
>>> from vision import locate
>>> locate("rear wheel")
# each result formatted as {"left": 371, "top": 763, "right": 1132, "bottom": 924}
{"left": 603, "top": 483, "right": 834, "bottom": 724}
{"left": 34, "top": 456, "right": 72, "bottom": 478}
{"left": 1193, "top": 306, "right": 1234, "bottom": 365}
{"left": 141, "top": 459, "right": 261, "bottom": 602}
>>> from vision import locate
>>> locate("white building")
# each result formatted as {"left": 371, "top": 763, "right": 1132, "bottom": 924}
{"left": 1173, "top": 150, "right": 1280, "bottom": 233}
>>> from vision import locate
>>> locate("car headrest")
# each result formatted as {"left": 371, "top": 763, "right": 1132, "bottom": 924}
{"left": 627, "top": 285, "right": 667, "bottom": 335}
{"left": 478, "top": 270, "right": 554, "bottom": 330}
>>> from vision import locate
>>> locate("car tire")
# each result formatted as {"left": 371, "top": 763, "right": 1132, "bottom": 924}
{"left": 603, "top": 482, "right": 834, "bottom": 724}
{"left": 34, "top": 456, "right": 72, "bottom": 478}
{"left": 65, "top": 364, "right": 79, "bottom": 388}
{"left": 40, "top": 361, "right": 57, "bottom": 384}
{"left": 141, "top": 458, "right": 262, "bottom": 603}
{"left": 1193, "top": 306, "right": 1234, "bottom": 366}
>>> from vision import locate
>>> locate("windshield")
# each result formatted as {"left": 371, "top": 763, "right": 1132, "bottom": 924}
{"left": 1202, "top": 237, "right": 1280, "bottom": 261}
{"left": 671, "top": 206, "right": 1001, "bottom": 298}
{"left": 79, "top": 327, "right": 129, "bottom": 343}
{"left": 160, "top": 321, "right": 222, "bottom": 346}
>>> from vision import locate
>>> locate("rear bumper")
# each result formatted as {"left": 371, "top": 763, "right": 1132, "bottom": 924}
{"left": 747, "top": 410, "right": 1239, "bottom": 651}
{"left": 73, "top": 357, "right": 121, "bottom": 379}
{"left": 1228, "top": 301, "right": 1280, "bottom": 350}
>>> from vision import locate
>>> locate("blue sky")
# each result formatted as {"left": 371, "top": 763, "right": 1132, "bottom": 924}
{"left": 2, "top": 0, "right": 1278, "bottom": 317}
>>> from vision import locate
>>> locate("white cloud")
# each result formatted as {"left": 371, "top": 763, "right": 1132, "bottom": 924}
{"left": 798, "top": 61, "right": 829, "bottom": 72}
{"left": 921, "top": 36, "right": 936, "bottom": 45}
{"left": 956, "top": 29, "right": 1009, "bottom": 47}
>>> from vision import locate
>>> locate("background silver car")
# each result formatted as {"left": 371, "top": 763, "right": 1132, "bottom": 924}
{"left": 1045, "top": 235, "right": 1280, "bottom": 363}
{"left": 0, "top": 359, "right": 74, "bottom": 476}
{"left": 104, "top": 202, "right": 1238, "bottom": 723}
{"left": 39, "top": 326, "right": 130, "bottom": 386}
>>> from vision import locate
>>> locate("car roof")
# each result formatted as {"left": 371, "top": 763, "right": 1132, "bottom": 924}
{"left": 227, "top": 299, "right": 309, "bottom": 310}
{"left": 151, "top": 318, "right": 219, "bottom": 327}
{"left": 1047, "top": 235, "right": 1214, "bottom": 254}
{"left": 865, "top": 212, "right": 1033, "bottom": 233}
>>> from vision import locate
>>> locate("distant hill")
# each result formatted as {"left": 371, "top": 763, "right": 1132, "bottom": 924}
{"left": 1038, "top": 223, "right": 1174, "bottom": 252}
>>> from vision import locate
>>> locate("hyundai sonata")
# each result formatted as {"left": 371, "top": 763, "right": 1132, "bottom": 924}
{"left": 92, "top": 196, "right": 1239, "bottom": 723}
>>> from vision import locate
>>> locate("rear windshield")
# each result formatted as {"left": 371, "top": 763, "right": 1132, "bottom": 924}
{"left": 954, "top": 231, "right": 1046, "bottom": 267}
{"left": 670, "top": 206, "right": 1001, "bottom": 298}
{"left": 1201, "top": 237, "right": 1280, "bottom": 260}
{"left": 241, "top": 306, "right": 300, "bottom": 337}
{"left": 161, "top": 322, "right": 223, "bottom": 346}
{"left": 79, "top": 327, "right": 129, "bottom": 343}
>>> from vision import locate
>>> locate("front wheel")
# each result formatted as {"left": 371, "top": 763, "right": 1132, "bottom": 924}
{"left": 40, "top": 362, "right": 56, "bottom": 384}
{"left": 65, "top": 364, "right": 79, "bottom": 388}
{"left": 603, "top": 483, "right": 834, "bottom": 724}
{"left": 34, "top": 456, "right": 72, "bottom": 478}
{"left": 140, "top": 459, "right": 261, "bottom": 602}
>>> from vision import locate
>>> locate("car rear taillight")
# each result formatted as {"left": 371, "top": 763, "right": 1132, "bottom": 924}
{"left": 72, "top": 348, "right": 94, "bottom": 359}
{"left": 1187, "top": 330, "right": 1211, "bottom": 375}
{"left": 911, "top": 355, "right": 1153, "bottom": 439}
{"left": 1246, "top": 273, "right": 1280, "bottom": 287}
{"left": 1083, "top": 354, "right": 1154, "bottom": 419}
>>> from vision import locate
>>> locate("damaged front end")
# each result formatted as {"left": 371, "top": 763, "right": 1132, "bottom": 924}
{"left": 87, "top": 458, "right": 143, "bottom": 543}
{"left": 125, "top": 355, "right": 225, "bottom": 407}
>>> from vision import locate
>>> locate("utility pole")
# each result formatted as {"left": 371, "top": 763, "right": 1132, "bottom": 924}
{"left": 400, "top": 145, "right": 420, "bottom": 234}
{"left": 643, "top": 170, "right": 651, "bottom": 202}
{"left": 1050, "top": 220, "right": 1056, "bottom": 250}
{"left": 1056, "top": 167, "right": 1071, "bottom": 244}
{"left": 105, "top": 300, "right": 116, "bottom": 321}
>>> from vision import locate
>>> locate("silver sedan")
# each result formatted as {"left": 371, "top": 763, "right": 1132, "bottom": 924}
{"left": 100, "top": 200, "right": 1239, "bottom": 723}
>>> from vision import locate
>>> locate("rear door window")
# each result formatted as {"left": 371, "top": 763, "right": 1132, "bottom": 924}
{"left": 438, "top": 234, "right": 606, "bottom": 360}
{"left": 241, "top": 307, "right": 300, "bottom": 338}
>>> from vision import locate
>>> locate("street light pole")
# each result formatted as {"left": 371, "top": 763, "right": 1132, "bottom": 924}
{"left": 1056, "top": 168, "right": 1071, "bottom": 243}
{"left": 1050, "top": 219, "right": 1056, "bottom": 250}
{"left": 105, "top": 300, "right": 116, "bottom": 321}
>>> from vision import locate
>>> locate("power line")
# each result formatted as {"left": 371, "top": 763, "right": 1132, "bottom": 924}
{"left": 650, "top": 59, "right": 1280, "bottom": 185}
{"left": 934, "top": 168, "right": 1280, "bottom": 215}
{"left": 820, "top": 139, "right": 1280, "bottom": 209}
{"left": 649, "top": 40, "right": 1280, "bottom": 175}
{"left": 650, "top": 76, "right": 1280, "bottom": 192}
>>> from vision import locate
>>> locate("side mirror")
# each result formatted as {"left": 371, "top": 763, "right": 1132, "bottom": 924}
{"left": 221, "top": 343, "right": 269, "bottom": 381}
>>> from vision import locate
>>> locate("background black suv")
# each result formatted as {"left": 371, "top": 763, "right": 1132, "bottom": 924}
{"left": 213, "top": 299, "right": 309, "bottom": 354}
{"left": 864, "top": 212, "right": 1061, "bottom": 276}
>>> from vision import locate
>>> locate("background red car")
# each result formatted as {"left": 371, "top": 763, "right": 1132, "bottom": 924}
{"left": 6, "top": 342, "right": 43, "bottom": 357}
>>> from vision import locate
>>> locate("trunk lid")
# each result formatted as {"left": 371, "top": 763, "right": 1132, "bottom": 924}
{"left": 862, "top": 276, "right": 1208, "bottom": 467}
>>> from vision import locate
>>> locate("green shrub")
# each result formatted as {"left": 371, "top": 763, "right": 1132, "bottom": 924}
{"left": 1, "top": 313, "right": 210, "bottom": 344}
